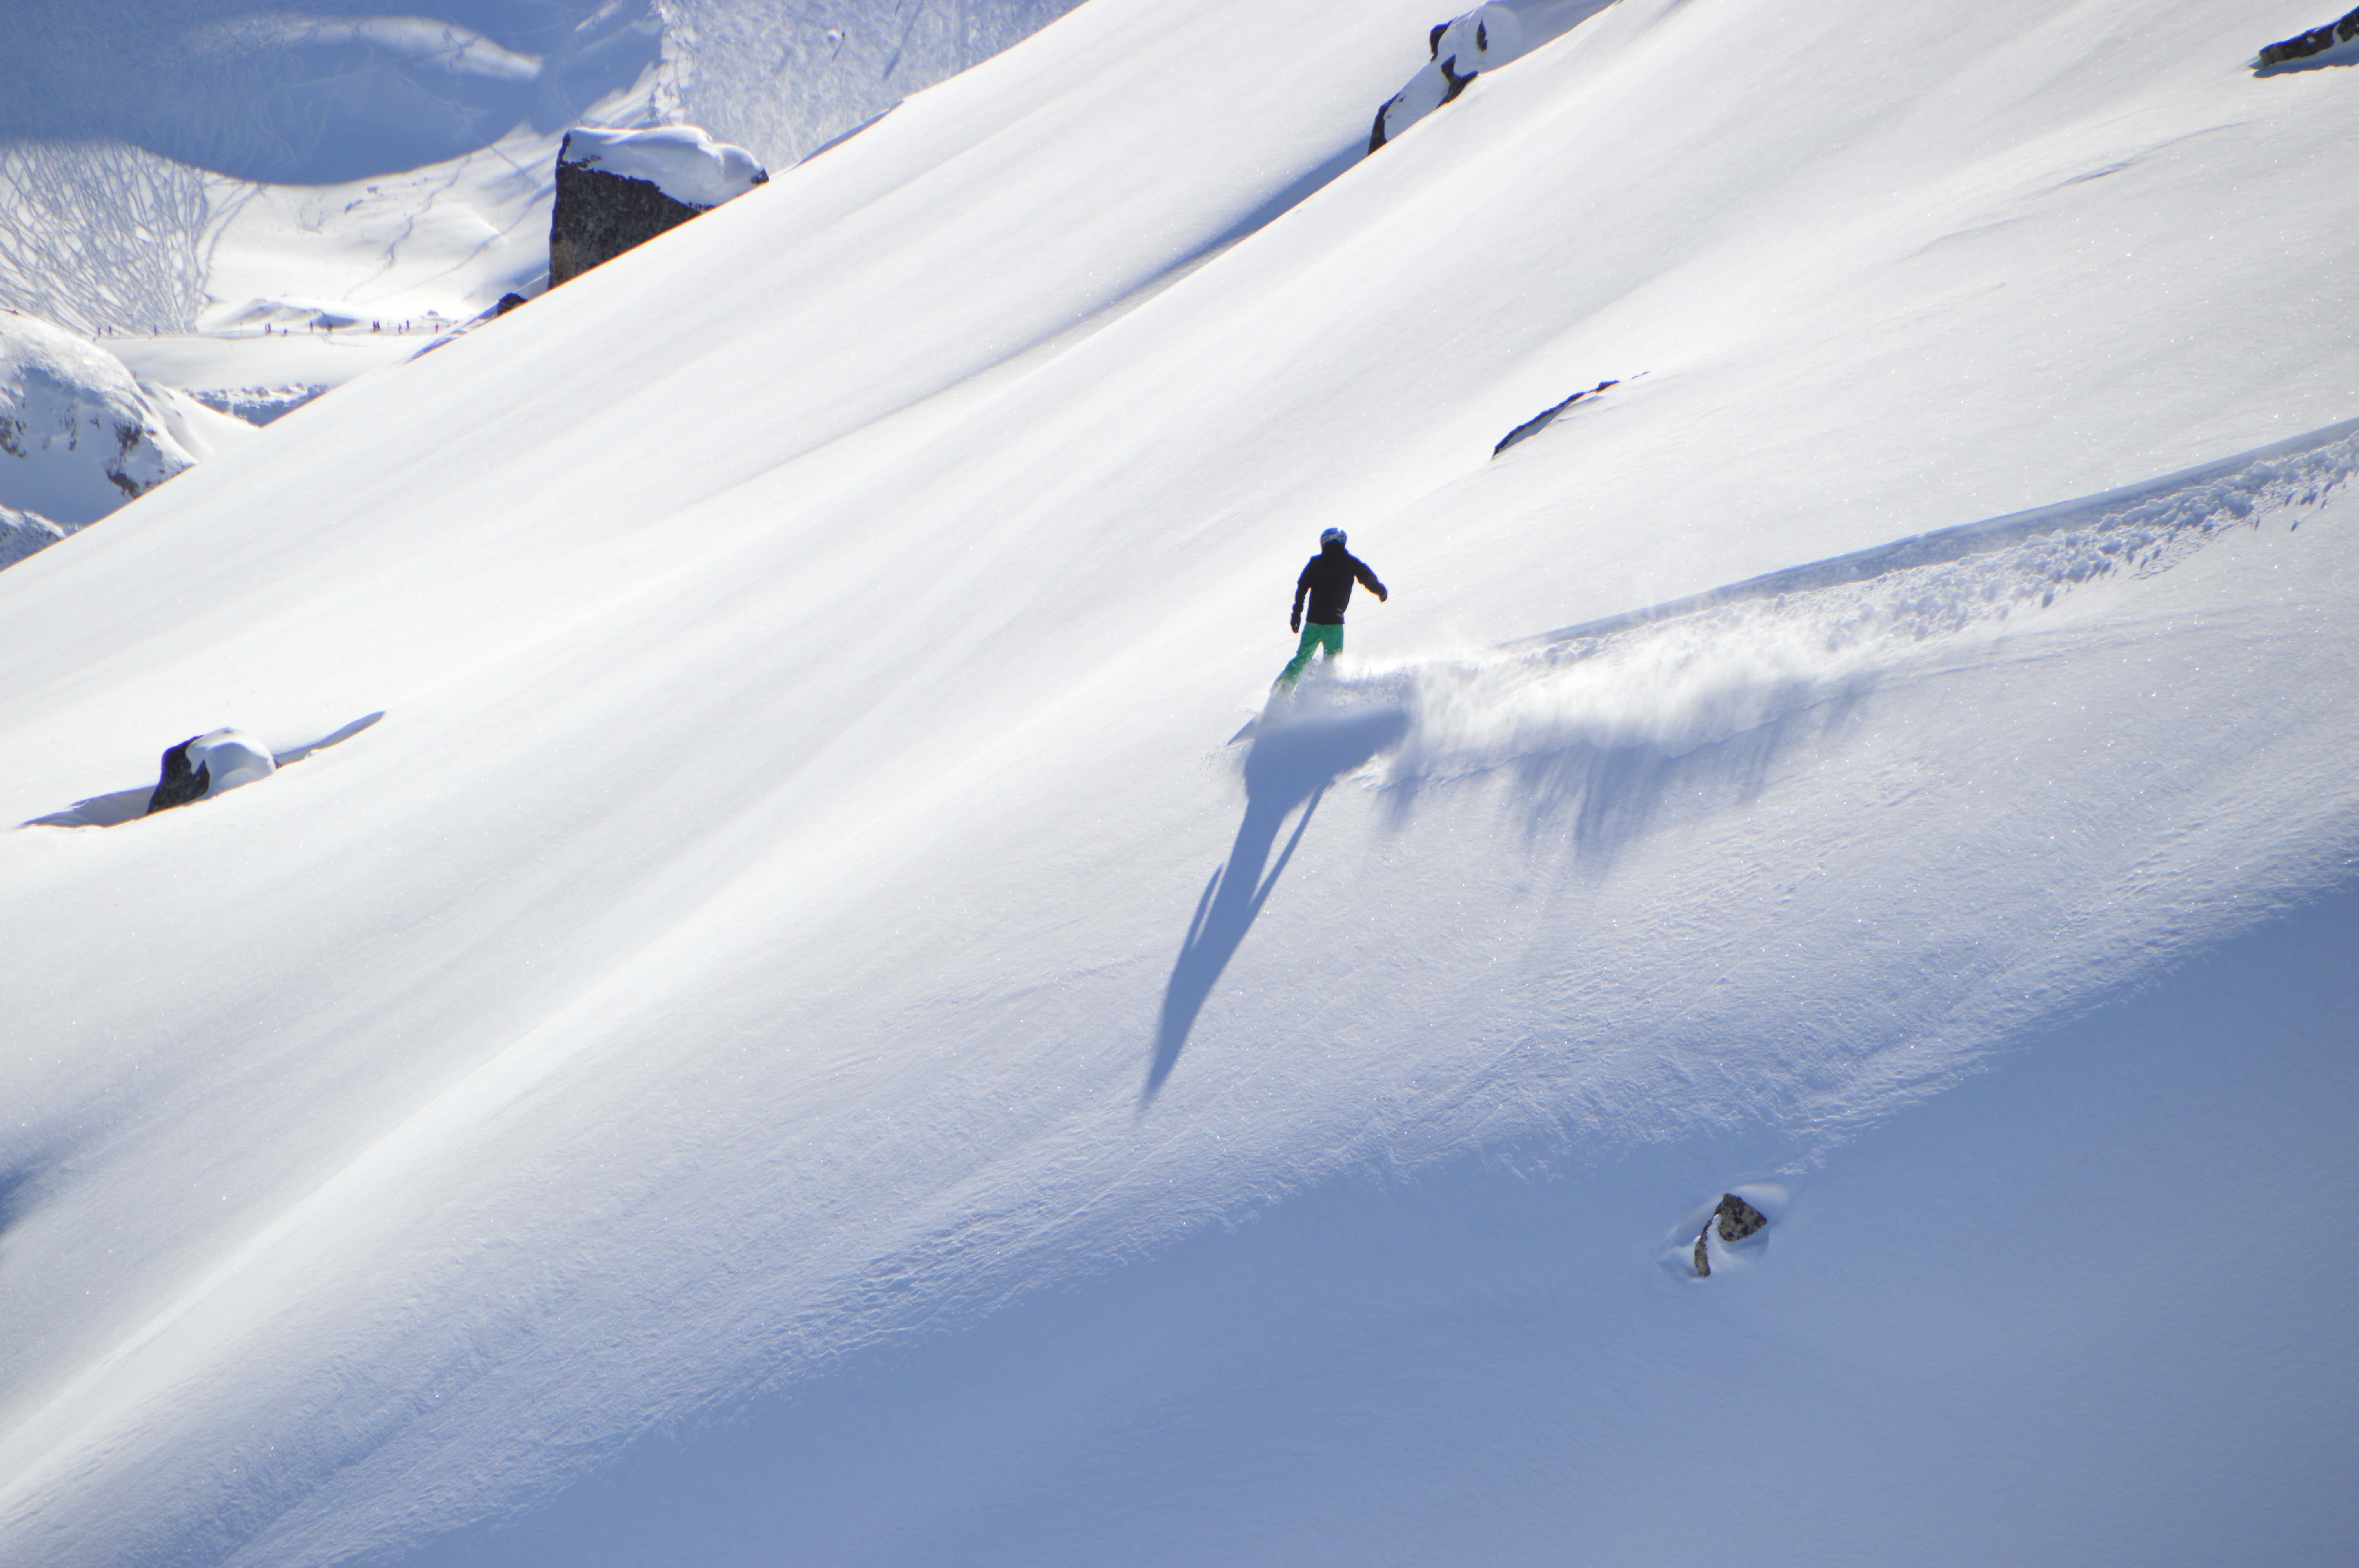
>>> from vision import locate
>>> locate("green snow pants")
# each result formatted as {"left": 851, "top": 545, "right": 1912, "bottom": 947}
{"left": 1279, "top": 622, "right": 1344, "bottom": 686}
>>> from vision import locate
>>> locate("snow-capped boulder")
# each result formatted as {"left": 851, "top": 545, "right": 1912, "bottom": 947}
{"left": 549, "top": 126, "right": 769, "bottom": 286}
{"left": 2258, "top": 4, "right": 2359, "bottom": 65}
{"left": 0, "top": 310, "right": 256, "bottom": 569}
{"left": 146, "top": 728, "right": 278, "bottom": 815}
{"left": 1369, "top": 5, "right": 1524, "bottom": 154}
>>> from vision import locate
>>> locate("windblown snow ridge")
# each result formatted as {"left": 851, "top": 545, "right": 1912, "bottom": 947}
{"left": 1517, "top": 414, "right": 2359, "bottom": 650}
{"left": 1303, "top": 416, "right": 2359, "bottom": 797}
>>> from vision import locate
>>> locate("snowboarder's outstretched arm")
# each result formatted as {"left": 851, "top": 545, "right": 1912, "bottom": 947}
{"left": 1352, "top": 555, "right": 1388, "bottom": 602}
{"left": 1292, "top": 564, "right": 1314, "bottom": 632}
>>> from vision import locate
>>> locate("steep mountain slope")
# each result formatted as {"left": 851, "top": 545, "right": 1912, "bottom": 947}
{"left": 0, "top": 310, "right": 253, "bottom": 563}
{"left": 0, "top": 0, "right": 2354, "bottom": 1564}
{"left": 0, "top": 1, "right": 1084, "bottom": 339}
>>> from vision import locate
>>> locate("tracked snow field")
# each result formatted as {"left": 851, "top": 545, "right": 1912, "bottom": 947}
{"left": 1, "top": 0, "right": 2356, "bottom": 1564}
{"left": 1340, "top": 416, "right": 2359, "bottom": 791}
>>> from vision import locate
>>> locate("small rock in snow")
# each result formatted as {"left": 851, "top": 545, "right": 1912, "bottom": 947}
{"left": 1691, "top": 1192, "right": 1770, "bottom": 1278}
{"left": 146, "top": 729, "right": 277, "bottom": 815}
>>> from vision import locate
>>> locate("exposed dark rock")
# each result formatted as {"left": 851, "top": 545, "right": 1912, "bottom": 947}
{"left": 1440, "top": 54, "right": 1476, "bottom": 106}
{"left": 550, "top": 159, "right": 710, "bottom": 287}
{"left": 1715, "top": 1192, "right": 1768, "bottom": 1242}
{"left": 146, "top": 738, "right": 209, "bottom": 815}
{"left": 2259, "top": 5, "right": 2359, "bottom": 65}
{"left": 495, "top": 293, "right": 529, "bottom": 316}
{"left": 1493, "top": 379, "right": 1618, "bottom": 456}
{"left": 1370, "top": 6, "right": 1523, "bottom": 153}
{"left": 546, "top": 127, "right": 769, "bottom": 287}
{"left": 1691, "top": 1192, "right": 1770, "bottom": 1278}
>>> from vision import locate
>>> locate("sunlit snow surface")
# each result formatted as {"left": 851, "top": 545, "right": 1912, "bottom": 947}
{"left": 0, "top": 1, "right": 1084, "bottom": 336}
{"left": 2, "top": 0, "right": 2357, "bottom": 1564}
{"left": 0, "top": 311, "right": 251, "bottom": 537}
{"left": 556, "top": 127, "right": 767, "bottom": 209}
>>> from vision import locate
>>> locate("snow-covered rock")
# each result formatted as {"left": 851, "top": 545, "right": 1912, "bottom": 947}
{"left": 1369, "top": 5, "right": 1525, "bottom": 153}
{"left": 2, "top": 0, "right": 2357, "bottom": 1562}
{"left": 2258, "top": 4, "right": 2359, "bottom": 65}
{"left": 550, "top": 126, "right": 769, "bottom": 284}
{"left": 0, "top": 310, "right": 253, "bottom": 545}
{"left": 556, "top": 125, "right": 768, "bottom": 209}
{"left": 146, "top": 728, "right": 277, "bottom": 814}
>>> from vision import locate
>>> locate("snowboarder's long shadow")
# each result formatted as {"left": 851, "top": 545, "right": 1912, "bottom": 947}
{"left": 1143, "top": 707, "right": 1407, "bottom": 1105}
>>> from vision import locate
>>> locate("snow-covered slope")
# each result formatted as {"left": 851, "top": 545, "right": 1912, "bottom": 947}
{"left": 1, "top": 0, "right": 2355, "bottom": 1564}
{"left": 197, "top": 121, "right": 585, "bottom": 337}
{"left": 1, "top": 2, "right": 660, "bottom": 187}
{"left": 0, "top": 310, "right": 252, "bottom": 564}
{"left": 657, "top": 0, "right": 1091, "bottom": 169}
{"left": 0, "top": 2, "right": 1085, "bottom": 341}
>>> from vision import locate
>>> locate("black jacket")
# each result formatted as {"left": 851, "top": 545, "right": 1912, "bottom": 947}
{"left": 1294, "top": 543, "right": 1386, "bottom": 626}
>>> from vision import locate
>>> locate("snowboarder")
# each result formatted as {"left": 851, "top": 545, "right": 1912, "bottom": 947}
{"left": 1278, "top": 528, "right": 1387, "bottom": 688}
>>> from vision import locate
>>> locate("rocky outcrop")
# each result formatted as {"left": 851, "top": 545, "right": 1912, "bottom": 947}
{"left": 1494, "top": 379, "right": 1618, "bottom": 456}
{"left": 2259, "top": 5, "right": 2359, "bottom": 65}
{"left": 1369, "top": 6, "right": 1525, "bottom": 153}
{"left": 145, "top": 730, "right": 276, "bottom": 815}
{"left": 549, "top": 126, "right": 769, "bottom": 287}
{"left": 147, "top": 739, "right": 212, "bottom": 814}
{"left": 551, "top": 163, "right": 705, "bottom": 285}
{"left": 1691, "top": 1192, "right": 1768, "bottom": 1279}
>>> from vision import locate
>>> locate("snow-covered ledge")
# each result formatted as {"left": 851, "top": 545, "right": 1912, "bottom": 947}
{"left": 549, "top": 127, "right": 769, "bottom": 287}
{"left": 0, "top": 310, "right": 254, "bottom": 569}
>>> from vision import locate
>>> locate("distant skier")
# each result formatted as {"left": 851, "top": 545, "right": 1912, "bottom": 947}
{"left": 1278, "top": 527, "right": 1387, "bottom": 688}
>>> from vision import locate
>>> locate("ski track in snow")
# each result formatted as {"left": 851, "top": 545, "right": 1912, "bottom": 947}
{"left": 1316, "top": 415, "right": 2359, "bottom": 809}
{"left": 0, "top": 0, "right": 2355, "bottom": 1562}
{"left": 0, "top": 142, "right": 211, "bottom": 337}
